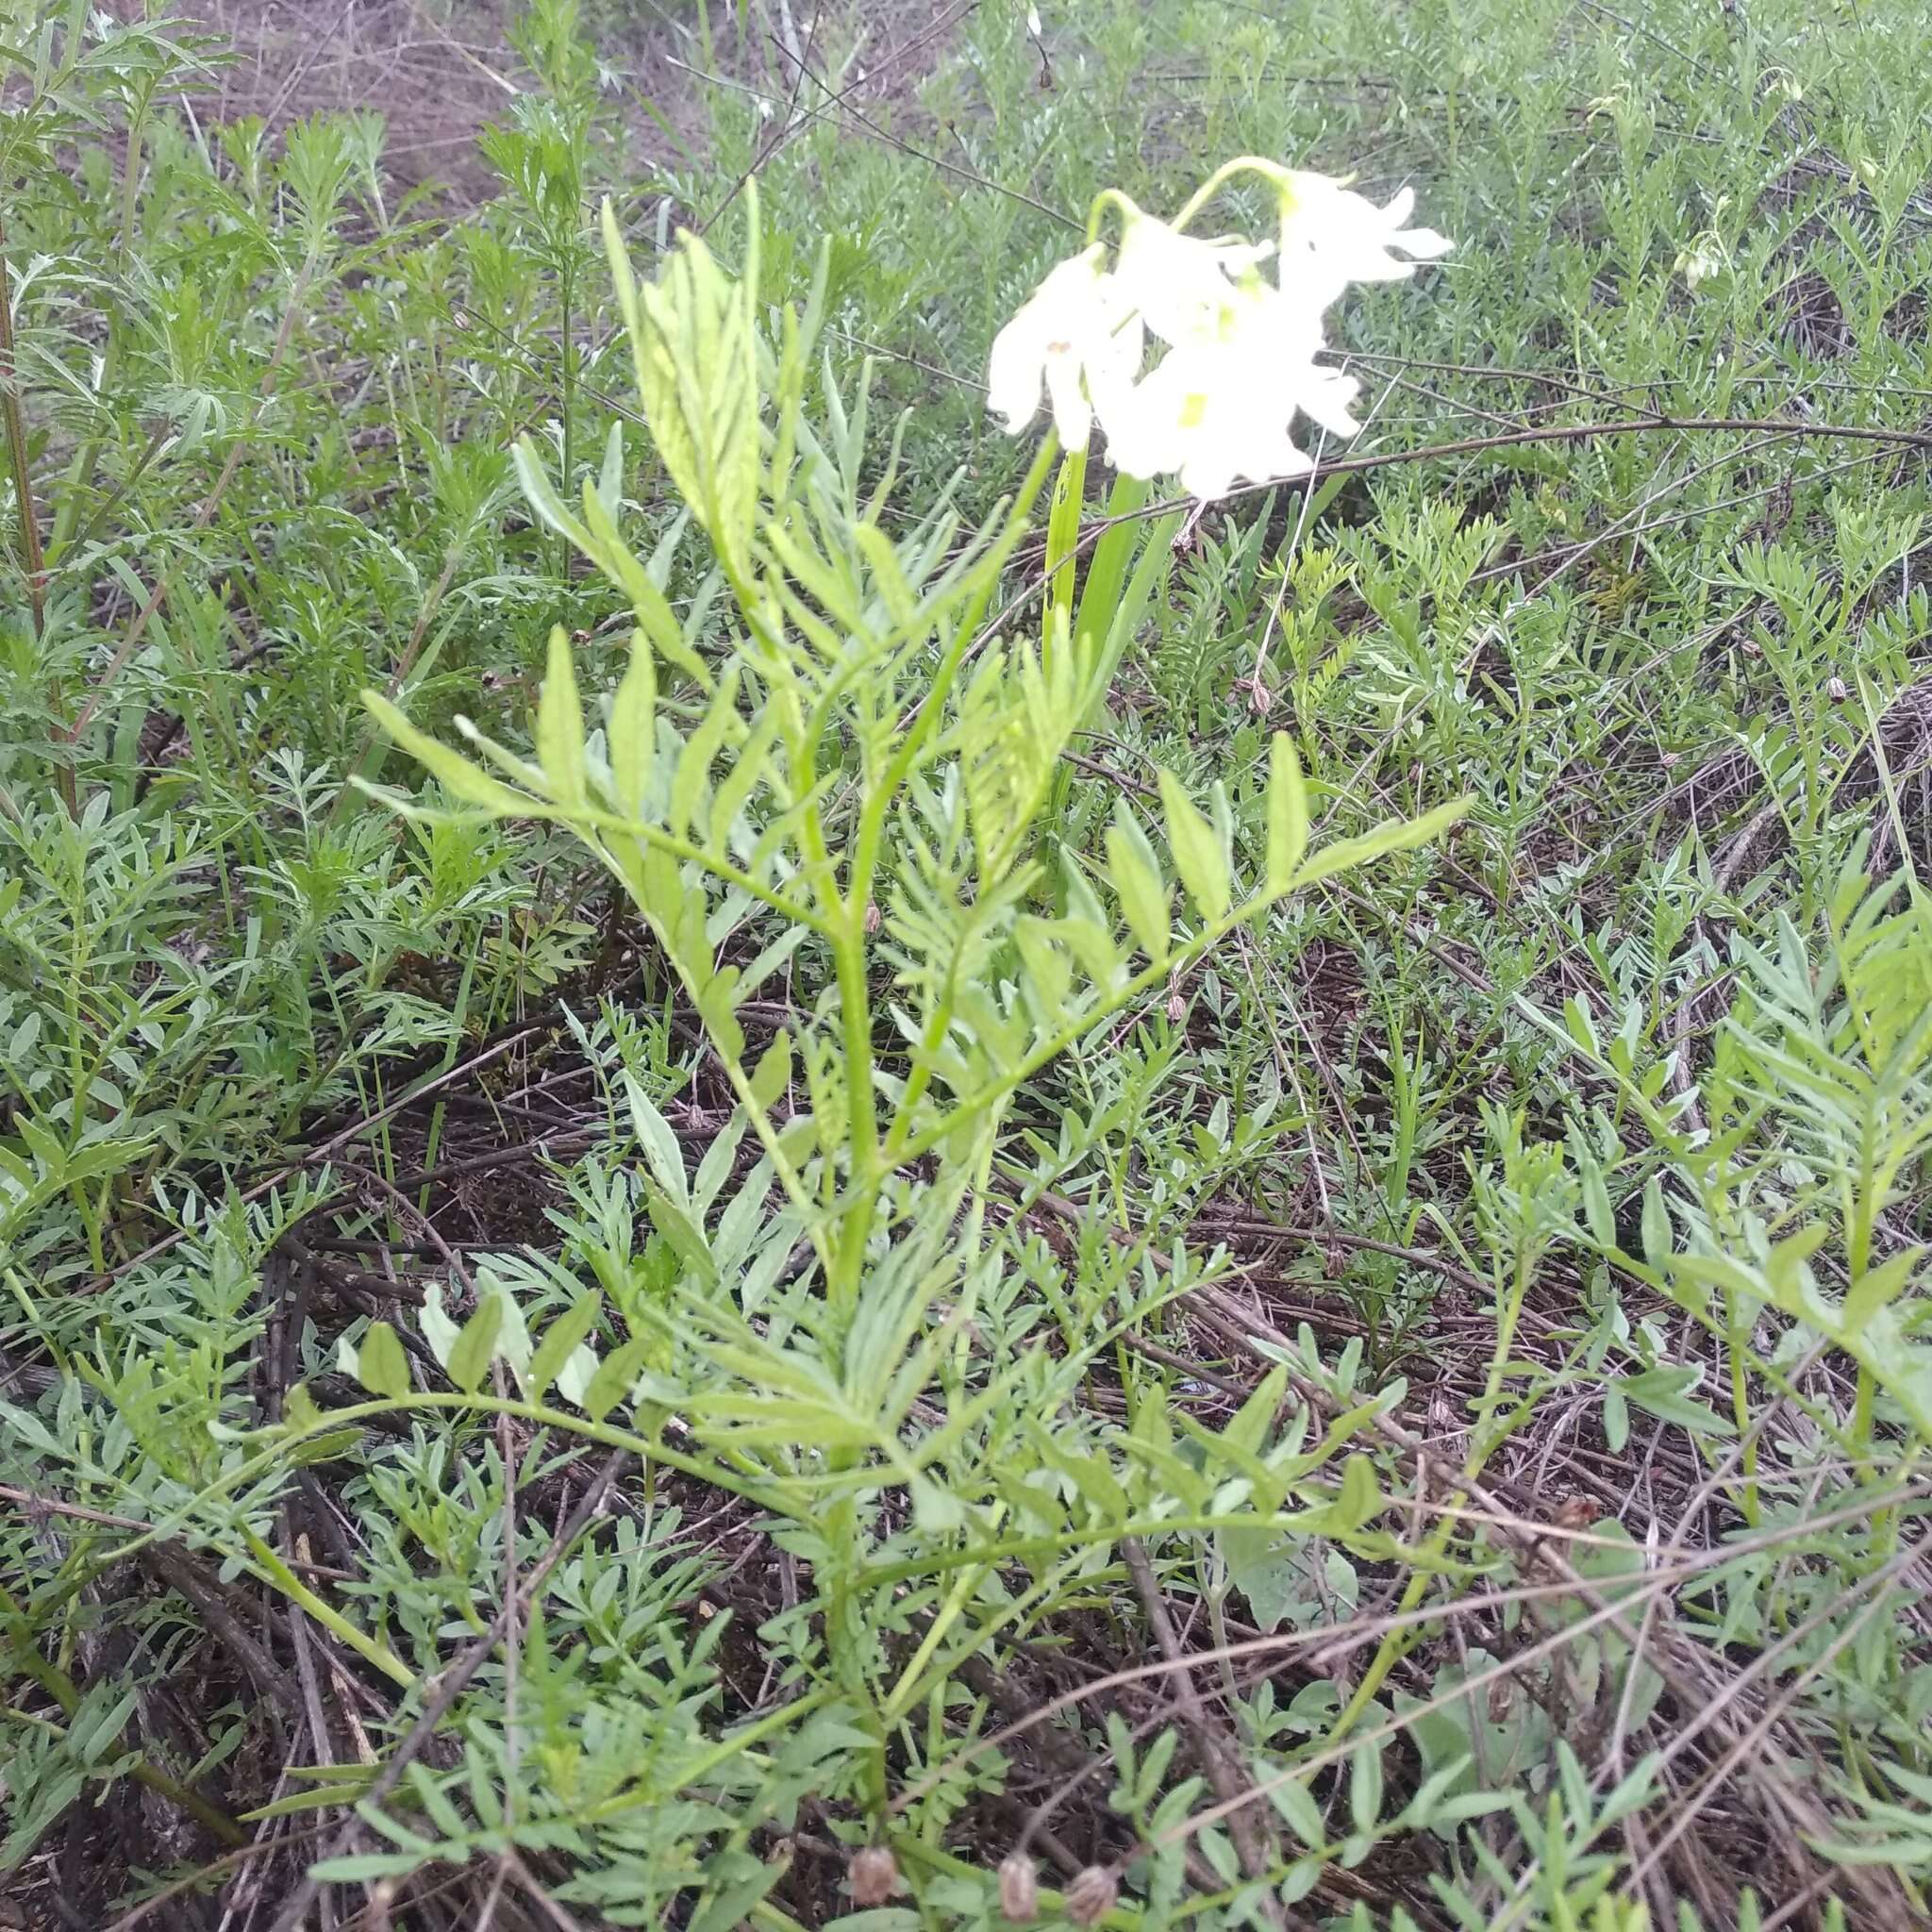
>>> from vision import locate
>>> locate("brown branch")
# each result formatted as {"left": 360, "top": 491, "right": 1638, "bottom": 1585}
{"left": 1143, "top": 412, "right": 1932, "bottom": 519}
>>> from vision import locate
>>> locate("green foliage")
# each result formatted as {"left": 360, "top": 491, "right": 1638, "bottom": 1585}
{"left": 3, "top": 0, "right": 1932, "bottom": 1926}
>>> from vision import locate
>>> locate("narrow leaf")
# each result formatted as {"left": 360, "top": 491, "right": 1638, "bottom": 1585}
{"left": 582, "top": 1336, "right": 652, "bottom": 1424}
{"left": 536, "top": 627, "right": 587, "bottom": 810}
{"left": 353, "top": 1322, "right": 411, "bottom": 1402}
{"left": 608, "top": 631, "right": 658, "bottom": 817}
{"left": 446, "top": 1294, "right": 504, "bottom": 1393}
{"left": 1107, "top": 809, "right": 1171, "bottom": 964}
{"left": 1158, "top": 769, "right": 1231, "bottom": 924}
{"left": 1265, "top": 731, "right": 1308, "bottom": 888}
{"left": 1291, "top": 796, "right": 1468, "bottom": 889}
{"left": 526, "top": 1291, "right": 603, "bottom": 1402}
{"left": 362, "top": 692, "right": 531, "bottom": 816}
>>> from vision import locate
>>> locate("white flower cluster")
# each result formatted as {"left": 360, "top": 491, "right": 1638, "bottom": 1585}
{"left": 989, "top": 167, "right": 1451, "bottom": 502}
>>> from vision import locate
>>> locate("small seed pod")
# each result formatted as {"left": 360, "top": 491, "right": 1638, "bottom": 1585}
{"left": 1064, "top": 1865, "right": 1119, "bottom": 1927}
{"left": 847, "top": 1844, "right": 904, "bottom": 1907}
{"left": 998, "top": 1853, "right": 1040, "bottom": 1924}
{"left": 1826, "top": 675, "right": 1849, "bottom": 702}
{"left": 864, "top": 899, "right": 882, "bottom": 935}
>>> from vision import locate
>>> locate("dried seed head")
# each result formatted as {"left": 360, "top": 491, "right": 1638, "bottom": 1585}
{"left": 1245, "top": 673, "right": 1273, "bottom": 716}
{"left": 847, "top": 1845, "right": 903, "bottom": 1907}
{"left": 1065, "top": 1866, "right": 1119, "bottom": 1927}
{"left": 864, "top": 898, "right": 882, "bottom": 935}
{"left": 1166, "top": 985, "right": 1187, "bottom": 1024}
{"left": 998, "top": 1853, "right": 1040, "bottom": 1923}
{"left": 1826, "top": 675, "right": 1849, "bottom": 701}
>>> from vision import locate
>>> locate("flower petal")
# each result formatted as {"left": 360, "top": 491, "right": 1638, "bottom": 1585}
{"left": 986, "top": 244, "right": 1116, "bottom": 437}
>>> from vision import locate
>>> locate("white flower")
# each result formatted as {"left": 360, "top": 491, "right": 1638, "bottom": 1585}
{"left": 1102, "top": 279, "right": 1358, "bottom": 500}
{"left": 987, "top": 161, "right": 1450, "bottom": 501}
{"left": 1674, "top": 235, "right": 1726, "bottom": 289}
{"left": 1107, "top": 202, "right": 1274, "bottom": 349}
{"left": 1276, "top": 175, "right": 1453, "bottom": 311}
{"left": 987, "top": 244, "right": 1143, "bottom": 451}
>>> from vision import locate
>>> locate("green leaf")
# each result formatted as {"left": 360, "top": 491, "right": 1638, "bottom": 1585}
{"left": 580, "top": 479, "right": 709, "bottom": 683}
{"left": 909, "top": 1474, "right": 966, "bottom": 1534}
{"left": 1265, "top": 732, "right": 1308, "bottom": 888}
{"left": 1042, "top": 444, "right": 1089, "bottom": 668}
{"left": 1603, "top": 1381, "right": 1629, "bottom": 1454}
{"left": 581, "top": 1336, "right": 653, "bottom": 1424}
{"left": 1073, "top": 469, "right": 1155, "bottom": 655}
{"left": 748, "top": 1030, "right": 792, "bottom": 1111}
{"left": 1292, "top": 796, "right": 1468, "bottom": 889}
{"left": 352, "top": 1322, "right": 411, "bottom": 1402}
{"left": 625, "top": 1076, "right": 689, "bottom": 1207}
{"left": 622, "top": 206, "right": 761, "bottom": 578}
{"left": 536, "top": 627, "right": 587, "bottom": 810}
{"left": 669, "top": 667, "right": 742, "bottom": 841}
{"left": 1015, "top": 917, "right": 1073, "bottom": 1028}
{"left": 1158, "top": 768, "right": 1231, "bottom": 924}
{"left": 512, "top": 437, "right": 596, "bottom": 558}
{"left": 1640, "top": 1179, "right": 1672, "bottom": 1268}
{"left": 1350, "top": 1740, "right": 1385, "bottom": 1833}
{"left": 608, "top": 631, "right": 658, "bottom": 817}
{"left": 1325, "top": 1452, "right": 1380, "bottom": 1535}
{"left": 698, "top": 965, "right": 746, "bottom": 1063}
{"left": 1107, "top": 808, "right": 1171, "bottom": 963}
{"left": 1267, "top": 1774, "right": 1326, "bottom": 1852}
{"left": 1578, "top": 1158, "right": 1615, "bottom": 1247}
{"left": 1842, "top": 1246, "right": 1923, "bottom": 1337}
{"left": 361, "top": 691, "right": 533, "bottom": 817}
{"left": 446, "top": 1294, "right": 504, "bottom": 1394}
{"left": 419, "top": 1283, "right": 459, "bottom": 1371}
{"left": 596, "top": 416, "right": 625, "bottom": 514}
{"left": 1618, "top": 1365, "right": 1733, "bottom": 1437}
{"left": 526, "top": 1291, "right": 603, "bottom": 1402}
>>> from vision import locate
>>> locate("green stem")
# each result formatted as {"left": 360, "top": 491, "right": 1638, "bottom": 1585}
{"left": 241, "top": 1528, "right": 414, "bottom": 1690}
{"left": 1168, "top": 156, "right": 1291, "bottom": 234}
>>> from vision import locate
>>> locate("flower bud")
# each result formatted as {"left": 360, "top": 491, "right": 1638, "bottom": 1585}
{"left": 1826, "top": 675, "right": 1848, "bottom": 701}
{"left": 847, "top": 1845, "right": 903, "bottom": 1907}
{"left": 864, "top": 899, "right": 882, "bottom": 935}
{"left": 1065, "top": 1866, "right": 1119, "bottom": 1927}
{"left": 998, "top": 1853, "right": 1040, "bottom": 1923}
